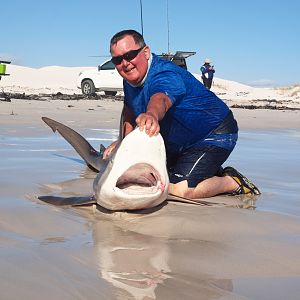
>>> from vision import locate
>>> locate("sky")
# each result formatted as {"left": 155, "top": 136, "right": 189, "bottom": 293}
{"left": 1, "top": 0, "right": 300, "bottom": 86}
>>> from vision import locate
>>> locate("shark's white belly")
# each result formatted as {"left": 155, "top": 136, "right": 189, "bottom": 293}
{"left": 94, "top": 128, "right": 169, "bottom": 210}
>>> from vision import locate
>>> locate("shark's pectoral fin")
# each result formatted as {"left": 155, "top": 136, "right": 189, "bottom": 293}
{"left": 42, "top": 117, "right": 105, "bottom": 172}
{"left": 38, "top": 195, "right": 96, "bottom": 206}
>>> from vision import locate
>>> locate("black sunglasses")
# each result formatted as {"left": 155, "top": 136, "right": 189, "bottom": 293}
{"left": 111, "top": 46, "right": 144, "bottom": 65}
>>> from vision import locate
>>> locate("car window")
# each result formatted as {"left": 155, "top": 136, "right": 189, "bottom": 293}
{"left": 158, "top": 51, "right": 195, "bottom": 70}
{"left": 100, "top": 60, "right": 115, "bottom": 70}
{"left": 172, "top": 58, "right": 187, "bottom": 70}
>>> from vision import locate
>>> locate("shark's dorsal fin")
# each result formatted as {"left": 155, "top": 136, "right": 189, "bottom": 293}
{"left": 99, "top": 144, "right": 106, "bottom": 156}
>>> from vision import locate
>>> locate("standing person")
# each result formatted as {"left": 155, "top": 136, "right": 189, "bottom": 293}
{"left": 104, "top": 29, "right": 260, "bottom": 200}
{"left": 201, "top": 58, "right": 215, "bottom": 89}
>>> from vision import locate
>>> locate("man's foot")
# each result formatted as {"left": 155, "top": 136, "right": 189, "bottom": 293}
{"left": 222, "top": 166, "right": 261, "bottom": 195}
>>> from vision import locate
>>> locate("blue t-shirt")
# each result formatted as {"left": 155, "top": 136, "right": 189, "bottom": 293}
{"left": 124, "top": 54, "right": 236, "bottom": 154}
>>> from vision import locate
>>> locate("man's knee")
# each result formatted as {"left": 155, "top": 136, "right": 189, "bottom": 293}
{"left": 169, "top": 177, "right": 222, "bottom": 199}
{"left": 168, "top": 181, "right": 194, "bottom": 198}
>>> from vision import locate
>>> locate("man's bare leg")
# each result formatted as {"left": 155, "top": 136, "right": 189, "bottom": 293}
{"left": 168, "top": 176, "right": 238, "bottom": 199}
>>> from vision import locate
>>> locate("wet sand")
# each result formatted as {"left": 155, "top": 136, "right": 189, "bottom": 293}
{"left": 1, "top": 99, "right": 300, "bottom": 300}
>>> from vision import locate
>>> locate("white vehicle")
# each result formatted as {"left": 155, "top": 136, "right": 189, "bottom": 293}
{"left": 77, "top": 52, "right": 195, "bottom": 96}
{"left": 77, "top": 60, "right": 123, "bottom": 96}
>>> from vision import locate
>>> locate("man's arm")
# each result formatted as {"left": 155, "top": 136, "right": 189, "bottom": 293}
{"left": 103, "top": 104, "right": 135, "bottom": 159}
{"left": 122, "top": 104, "right": 136, "bottom": 137}
{"left": 136, "top": 92, "right": 172, "bottom": 136}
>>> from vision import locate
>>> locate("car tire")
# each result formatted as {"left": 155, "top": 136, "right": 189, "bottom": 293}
{"left": 104, "top": 91, "right": 117, "bottom": 96}
{"left": 81, "top": 79, "right": 96, "bottom": 95}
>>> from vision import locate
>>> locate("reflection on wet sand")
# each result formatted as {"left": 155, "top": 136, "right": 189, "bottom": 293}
{"left": 36, "top": 176, "right": 260, "bottom": 300}
{"left": 74, "top": 199, "right": 300, "bottom": 300}
{"left": 93, "top": 221, "right": 171, "bottom": 299}
{"left": 89, "top": 213, "right": 236, "bottom": 300}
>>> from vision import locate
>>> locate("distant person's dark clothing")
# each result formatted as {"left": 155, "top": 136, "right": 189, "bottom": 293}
{"left": 201, "top": 61, "right": 215, "bottom": 90}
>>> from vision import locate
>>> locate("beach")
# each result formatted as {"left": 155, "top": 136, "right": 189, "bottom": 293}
{"left": 2, "top": 0, "right": 300, "bottom": 296}
{"left": 1, "top": 64, "right": 300, "bottom": 299}
{"left": 1, "top": 96, "right": 300, "bottom": 299}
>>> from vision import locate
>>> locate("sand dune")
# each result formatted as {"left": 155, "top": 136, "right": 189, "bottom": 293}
{"left": 1, "top": 64, "right": 93, "bottom": 94}
{"left": 1, "top": 64, "right": 300, "bottom": 109}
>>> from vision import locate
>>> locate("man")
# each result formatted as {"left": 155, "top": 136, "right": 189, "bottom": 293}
{"left": 104, "top": 29, "right": 260, "bottom": 200}
{"left": 201, "top": 58, "right": 215, "bottom": 90}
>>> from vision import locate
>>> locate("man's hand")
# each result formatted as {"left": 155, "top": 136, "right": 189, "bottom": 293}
{"left": 135, "top": 92, "right": 172, "bottom": 137}
{"left": 136, "top": 112, "right": 160, "bottom": 137}
{"left": 103, "top": 140, "right": 119, "bottom": 159}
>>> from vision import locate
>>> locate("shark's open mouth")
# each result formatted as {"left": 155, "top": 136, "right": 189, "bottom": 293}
{"left": 116, "top": 163, "right": 163, "bottom": 194}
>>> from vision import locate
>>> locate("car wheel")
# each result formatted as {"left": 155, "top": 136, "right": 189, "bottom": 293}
{"left": 104, "top": 91, "right": 117, "bottom": 96}
{"left": 81, "top": 79, "right": 96, "bottom": 95}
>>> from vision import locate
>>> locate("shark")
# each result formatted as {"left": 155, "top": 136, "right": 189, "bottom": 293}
{"left": 38, "top": 117, "right": 169, "bottom": 211}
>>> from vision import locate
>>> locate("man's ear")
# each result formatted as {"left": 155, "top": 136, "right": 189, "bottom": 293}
{"left": 144, "top": 45, "right": 151, "bottom": 60}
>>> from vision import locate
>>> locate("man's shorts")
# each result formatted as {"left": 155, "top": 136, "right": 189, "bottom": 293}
{"left": 167, "top": 145, "right": 233, "bottom": 188}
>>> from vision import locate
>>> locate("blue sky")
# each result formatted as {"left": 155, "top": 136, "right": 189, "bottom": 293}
{"left": 1, "top": 0, "right": 299, "bottom": 86}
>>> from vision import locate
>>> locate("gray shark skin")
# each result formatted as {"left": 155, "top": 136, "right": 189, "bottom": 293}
{"left": 42, "top": 117, "right": 105, "bottom": 172}
{"left": 39, "top": 117, "right": 169, "bottom": 211}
